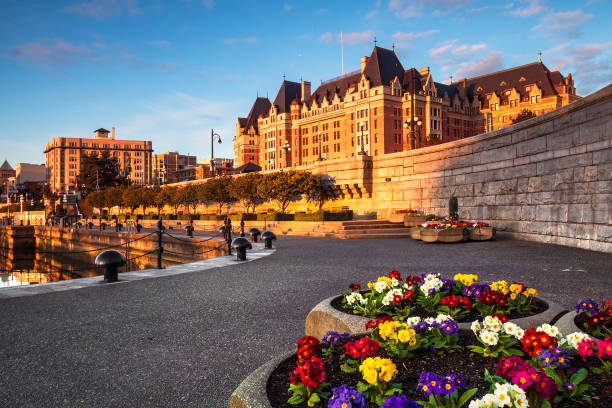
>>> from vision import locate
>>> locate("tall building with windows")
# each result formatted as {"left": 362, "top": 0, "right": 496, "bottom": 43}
{"left": 152, "top": 151, "right": 197, "bottom": 185}
{"left": 44, "top": 128, "right": 153, "bottom": 193}
{"left": 235, "top": 46, "right": 579, "bottom": 171}
{"left": 234, "top": 97, "right": 271, "bottom": 167}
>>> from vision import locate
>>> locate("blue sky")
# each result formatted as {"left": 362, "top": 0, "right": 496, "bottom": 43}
{"left": 1, "top": 0, "right": 610, "bottom": 166}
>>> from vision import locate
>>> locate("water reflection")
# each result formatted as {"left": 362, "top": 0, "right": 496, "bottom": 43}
{"left": 0, "top": 246, "right": 158, "bottom": 288}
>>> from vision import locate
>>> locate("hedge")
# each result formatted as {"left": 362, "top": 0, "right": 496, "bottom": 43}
{"left": 228, "top": 213, "right": 258, "bottom": 221}
{"left": 294, "top": 210, "right": 353, "bottom": 221}
{"left": 256, "top": 213, "right": 294, "bottom": 221}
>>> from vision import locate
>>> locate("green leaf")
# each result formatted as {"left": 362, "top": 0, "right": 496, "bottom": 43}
{"left": 287, "top": 393, "right": 304, "bottom": 405}
{"left": 540, "top": 400, "right": 552, "bottom": 408}
{"left": 457, "top": 388, "right": 479, "bottom": 408}
{"left": 543, "top": 367, "right": 562, "bottom": 385}
{"left": 308, "top": 393, "right": 320, "bottom": 405}
{"left": 570, "top": 368, "right": 587, "bottom": 385}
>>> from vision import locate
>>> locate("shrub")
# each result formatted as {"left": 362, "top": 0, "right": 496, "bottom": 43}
{"left": 257, "top": 213, "right": 294, "bottom": 221}
{"left": 294, "top": 211, "right": 353, "bottom": 221}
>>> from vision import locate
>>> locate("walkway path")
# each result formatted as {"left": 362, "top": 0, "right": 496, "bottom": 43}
{"left": 0, "top": 234, "right": 610, "bottom": 407}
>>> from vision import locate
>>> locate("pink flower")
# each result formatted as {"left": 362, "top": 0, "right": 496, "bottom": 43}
{"left": 596, "top": 337, "right": 612, "bottom": 358}
{"left": 577, "top": 339, "right": 595, "bottom": 362}
{"left": 510, "top": 370, "right": 534, "bottom": 391}
{"left": 534, "top": 374, "right": 558, "bottom": 402}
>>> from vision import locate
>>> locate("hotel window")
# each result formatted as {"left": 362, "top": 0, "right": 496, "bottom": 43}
{"left": 374, "top": 119, "right": 377, "bottom": 129}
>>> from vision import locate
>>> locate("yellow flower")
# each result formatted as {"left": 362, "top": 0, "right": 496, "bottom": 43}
{"left": 491, "top": 280, "right": 509, "bottom": 295}
{"left": 397, "top": 327, "right": 416, "bottom": 344}
{"left": 378, "top": 321, "right": 400, "bottom": 341}
{"left": 510, "top": 293, "right": 517, "bottom": 300}
{"left": 510, "top": 283, "right": 523, "bottom": 294}
{"left": 359, "top": 357, "right": 397, "bottom": 385}
{"left": 524, "top": 288, "right": 538, "bottom": 297}
{"left": 453, "top": 273, "right": 478, "bottom": 286}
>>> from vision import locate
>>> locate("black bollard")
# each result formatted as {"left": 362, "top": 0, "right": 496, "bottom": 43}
{"left": 231, "top": 237, "right": 252, "bottom": 261}
{"left": 136, "top": 223, "right": 142, "bottom": 233}
{"left": 95, "top": 250, "right": 126, "bottom": 283}
{"left": 261, "top": 230, "right": 276, "bottom": 249}
{"left": 248, "top": 227, "right": 261, "bottom": 243}
{"left": 240, "top": 219, "right": 245, "bottom": 237}
{"left": 157, "top": 219, "right": 163, "bottom": 269}
{"left": 224, "top": 218, "right": 232, "bottom": 255}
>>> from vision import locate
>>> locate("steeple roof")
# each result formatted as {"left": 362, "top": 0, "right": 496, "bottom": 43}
{"left": 363, "top": 46, "right": 405, "bottom": 86}
{"left": 273, "top": 80, "right": 302, "bottom": 113}
{"left": 242, "top": 97, "right": 271, "bottom": 133}
{"left": 0, "top": 159, "right": 13, "bottom": 170}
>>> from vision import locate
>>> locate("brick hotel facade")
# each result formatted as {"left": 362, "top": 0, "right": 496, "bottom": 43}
{"left": 44, "top": 128, "right": 153, "bottom": 193}
{"left": 234, "top": 46, "right": 579, "bottom": 170}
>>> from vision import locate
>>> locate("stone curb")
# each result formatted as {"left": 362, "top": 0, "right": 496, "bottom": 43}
{"left": 555, "top": 311, "right": 583, "bottom": 337}
{"left": 228, "top": 349, "right": 294, "bottom": 408}
{"left": 305, "top": 294, "right": 568, "bottom": 339}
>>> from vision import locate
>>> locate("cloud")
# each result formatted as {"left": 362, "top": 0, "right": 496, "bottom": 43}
{"left": 531, "top": 9, "right": 593, "bottom": 39}
{"left": 318, "top": 32, "right": 333, "bottom": 43}
{"left": 453, "top": 51, "right": 504, "bottom": 79}
{"left": 389, "top": 0, "right": 473, "bottom": 18}
{"left": 201, "top": 0, "right": 215, "bottom": 9}
{"left": 283, "top": 3, "right": 293, "bottom": 11}
{"left": 147, "top": 40, "right": 171, "bottom": 47}
{"left": 549, "top": 42, "right": 612, "bottom": 94}
{"left": 223, "top": 37, "right": 259, "bottom": 45}
{"left": 62, "top": 0, "right": 142, "bottom": 19}
{"left": 10, "top": 38, "right": 98, "bottom": 67}
{"left": 428, "top": 40, "right": 487, "bottom": 66}
{"left": 342, "top": 30, "right": 375, "bottom": 45}
{"left": 156, "top": 62, "right": 183, "bottom": 73}
{"left": 121, "top": 92, "right": 234, "bottom": 157}
{"left": 509, "top": 0, "right": 547, "bottom": 17}
{"left": 366, "top": 9, "right": 379, "bottom": 19}
{"left": 391, "top": 30, "right": 438, "bottom": 47}
{"left": 314, "top": 8, "right": 328, "bottom": 15}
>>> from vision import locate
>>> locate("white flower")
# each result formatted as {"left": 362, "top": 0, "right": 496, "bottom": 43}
{"left": 374, "top": 281, "right": 388, "bottom": 293}
{"left": 515, "top": 328, "right": 525, "bottom": 341}
{"left": 435, "top": 313, "right": 452, "bottom": 323}
{"left": 382, "top": 293, "right": 393, "bottom": 306}
{"left": 484, "top": 316, "right": 502, "bottom": 332}
{"left": 406, "top": 317, "right": 421, "bottom": 327}
{"left": 502, "top": 322, "right": 520, "bottom": 336}
{"left": 564, "top": 332, "right": 591, "bottom": 350}
{"left": 423, "top": 273, "right": 440, "bottom": 282}
{"left": 493, "top": 383, "right": 512, "bottom": 407}
{"left": 346, "top": 292, "right": 365, "bottom": 306}
{"left": 471, "top": 320, "right": 482, "bottom": 334}
{"left": 480, "top": 330, "right": 499, "bottom": 346}
{"left": 390, "top": 277, "right": 400, "bottom": 287}
{"left": 388, "top": 288, "right": 403, "bottom": 297}
{"left": 537, "top": 323, "right": 561, "bottom": 339}
{"left": 424, "top": 317, "right": 435, "bottom": 326}
{"left": 420, "top": 277, "right": 443, "bottom": 297}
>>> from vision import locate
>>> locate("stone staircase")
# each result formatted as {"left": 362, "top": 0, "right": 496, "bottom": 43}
{"left": 330, "top": 220, "right": 413, "bottom": 239}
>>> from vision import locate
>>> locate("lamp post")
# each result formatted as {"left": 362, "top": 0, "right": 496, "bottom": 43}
{"left": 404, "top": 117, "right": 422, "bottom": 150}
{"left": 19, "top": 194, "right": 24, "bottom": 225}
{"left": 317, "top": 130, "right": 322, "bottom": 161}
{"left": 282, "top": 141, "right": 291, "bottom": 168}
{"left": 211, "top": 129, "right": 222, "bottom": 176}
{"left": 358, "top": 121, "right": 366, "bottom": 155}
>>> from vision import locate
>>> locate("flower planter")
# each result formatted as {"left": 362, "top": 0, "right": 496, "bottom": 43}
{"left": 388, "top": 212, "right": 406, "bottom": 223}
{"left": 409, "top": 226, "right": 422, "bottom": 240}
{"left": 304, "top": 294, "right": 567, "bottom": 340}
{"left": 421, "top": 227, "right": 468, "bottom": 243}
{"left": 469, "top": 226, "right": 496, "bottom": 241}
{"left": 555, "top": 310, "right": 592, "bottom": 339}
{"left": 403, "top": 215, "right": 429, "bottom": 227}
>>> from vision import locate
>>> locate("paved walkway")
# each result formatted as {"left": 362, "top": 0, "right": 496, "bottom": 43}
{"left": 0, "top": 234, "right": 610, "bottom": 407}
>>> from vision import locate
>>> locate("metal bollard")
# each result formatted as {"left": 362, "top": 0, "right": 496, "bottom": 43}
{"left": 95, "top": 250, "right": 126, "bottom": 283}
{"left": 261, "top": 230, "right": 276, "bottom": 249}
{"left": 240, "top": 219, "right": 245, "bottom": 237}
{"left": 248, "top": 227, "right": 261, "bottom": 243}
{"left": 156, "top": 219, "right": 164, "bottom": 269}
{"left": 224, "top": 218, "right": 232, "bottom": 255}
{"left": 231, "top": 237, "right": 252, "bottom": 261}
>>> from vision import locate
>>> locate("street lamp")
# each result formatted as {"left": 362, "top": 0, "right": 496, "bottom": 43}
{"left": 317, "top": 130, "right": 323, "bottom": 161}
{"left": 358, "top": 121, "right": 366, "bottom": 155}
{"left": 282, "top": 141, "right": 291, "bottom": 168}
{"left": 211, "top": 129, "right": 222, "bottom": 176}
{"left": 404, "top": 117, "right": 422, "bottom": 150}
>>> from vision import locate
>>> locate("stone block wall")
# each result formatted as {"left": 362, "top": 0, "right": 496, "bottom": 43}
{"left": 300, "top": 84, "right": 611, "bottom": 252}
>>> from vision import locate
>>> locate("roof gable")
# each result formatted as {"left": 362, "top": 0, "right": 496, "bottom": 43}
{"left": 363, "top": 46, "right": 405, "bottom": 87}
{"left": 0, "top": 160, "right": 13, "bottom": 170}
{"left": 273, "top": 81, "right": 301, "bottom": 114}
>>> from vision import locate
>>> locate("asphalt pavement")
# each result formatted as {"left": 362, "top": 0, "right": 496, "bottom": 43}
{"left": 0, "top": 234, "right": 610, "bottom": 407}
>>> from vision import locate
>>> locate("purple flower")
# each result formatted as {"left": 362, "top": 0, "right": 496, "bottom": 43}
{"left": 414, "top": 322, "right": 429, "bottom": 333}
{"left": 321, "top": 331, "right": 350, "bottom": 346}
{"left": 328, "top": 384, "right": 366, "bottom": 408}
{"left": 379, "top": 395, "right": 422, "bottom": 408}
{"left": 538, "top": 348, "right": 570, "bottom": 369}
{"left": 439, "top": 320, "right": 459, "bottom": 336}
{"left": 563, "top": 383, "right": 575, "bottom": 393}
{"left": 441, "top": 278, "right": 455, "bottom": 291}
{"left": 575, "top": 299, "right": 597, "bottom": 314}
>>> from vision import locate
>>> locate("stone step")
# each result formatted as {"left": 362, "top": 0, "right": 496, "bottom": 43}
{"left": 341, "top": 223, "right": 407, "bottom": 230}
{"left": 339, "top": 232, "right": 414, "bottom": 239}
{"left": 339, "top": 228, "right": 412, "bottom": 234}
{"left": 341, "top": 220, "right": 390, "bottom": 226}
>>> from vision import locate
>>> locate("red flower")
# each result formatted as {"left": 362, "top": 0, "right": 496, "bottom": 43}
{"left": 344, "top": 337, "right": 380, "bottom": 359}
{"left": 587, "top": 311, "right": 608, "bottom": 330}
{"left": 297, "top": 336, "right": 319, "bottom": 351}
{"left": 388, "top": 270, "right": 402, "bottom": 281}
{"left": 403, "top": 290, "right": 415, "bottom": 301}
{"left": 521, "top": 329, "right": 556, "bottom": 356}
{"left": 496, "top": 294, "right": 509, "bottom": 307}
{"left": 297, "top": 345, "right": 316, "bottom": 361}
{"left": 364, "top": 316, "right": 393, "bottom": 331}
{"left": 405, "top": 275, "right": 421, "bottom": 287}
{"left": 290, "top": 356, "right": 325, "bottom": 390}
{"left": 491, "top": 313, "right": 508, "bottom": 324}
{"left": 534, "top": 374, "right": 557, "bottom": 402}
{"left": 392, "top": 295, "right": 402, "bottom": 305}
{"left": 349, "top": 283, "right": 361, "bottom": 292}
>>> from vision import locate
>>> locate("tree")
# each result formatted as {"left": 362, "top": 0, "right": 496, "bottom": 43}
{"left": 122, "top": 185, "right": 143, "bottom": 214}
{"left": 230, "top": 173, "right": 263, "bottom": 213}
{"left": 104, "top": 186, "right": 124, "bottom": 215}
{"left": 304, "top": 173, "right": 337, "bottom": 210}
{"left": 177, "top": 184, "right": 201, "bottom": 214}
{"left": 257, "top": 171, "right": 311, "bottom": 214}
{"left": 85, "top": 191, "right": 106, "bottom": 215}
{"left": 162, "top": 186, "right": 182, "bottom": 215}
{"left": 77, "top": 151, "right": 127, "bottom": 194}
{"left": 202, "top": 177, "right": 234, "bottom": 214}
{"left": 512, "top": 109, "right": 536, "bottom": 124}
{"left": 43, "top": 184, "right": 59, "bottom": 203}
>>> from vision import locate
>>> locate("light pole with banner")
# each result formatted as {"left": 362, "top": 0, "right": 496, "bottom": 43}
{"left": 211, "top": 129, "right": 222, "bottom": 176}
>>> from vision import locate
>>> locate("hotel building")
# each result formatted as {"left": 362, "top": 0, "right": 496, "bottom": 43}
{"left": 44, "top": 128, "right": 153, "bottom": 193}
{"left": 234, "top": 46, "right": 579, "bottom": 170}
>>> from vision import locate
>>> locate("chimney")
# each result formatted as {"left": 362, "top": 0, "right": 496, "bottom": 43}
{"left": 419, "top": 67, "right": 430, "bottom": 76}
{"left": 112, "top": 127, "right": 115, "bottom": 140}
{"left": 301, "top": 80, "right": 311, "bottom": 102}
{"left": 361, "top": 56, "right": 369, "bottom": 72}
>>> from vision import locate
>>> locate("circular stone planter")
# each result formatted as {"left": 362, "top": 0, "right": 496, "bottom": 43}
{"left": 421, "top": 228, "right": 468, "bottom": 243}
{"left": 555, "top": 311, "right": 588, "bottom": 338}
{"left": 409, "top": 226, "right": 422, "bottom": 240}
{"left": 228, "top": 349, "right": 294, "bottom": 408}
{"left": 469, "top": 227, "right": 496, "bottom": 241}
{"left": 403, "top": 215, "right": 429, "bottom": 227}
{"left": 388, "top": 212, "right": 406, "bottom": 223}
{"left": 305, "top": 295, "right": 568, "bottom": 340}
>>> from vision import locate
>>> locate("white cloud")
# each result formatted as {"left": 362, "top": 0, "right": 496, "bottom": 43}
{"left": 283, "top": 3, "right": 293, "bottom": 11}
{"left": 147, "top": 40, "right": 171, "bottom": 47}
{"left": 10, "top": 38, "right": 98, "bottom": 67}
{"left": 531, "top": 9, "right": 593, "bottom": 39}
{"left": 201, "top": 0, "right": 215, "bottom": 9}
{"left": 549, "top": 42, "right": 612, "bottom": 94}
{"left": 318, "top": 32, "right": 333, "bottom": 43}
{"left": 62, "top": 0, "right": 142, "bottom": 19}
{"left": 342, "top": 30, "right": 375, "bottom": 45}
{"left": 366, "top": 9, "right": 379, "bottom": 19}
{"left": 429, "top": 40, "right": 487, "bottom": 62}
{"left": 121, "top": 92, "right": 234, "bottom": 157}
{"left": 389, "top": 0, "right": 473, "bottom": 18}
{"left": 391, "top": 30, "right": 438, "bottom": 47}
{"left": 509, "top": 0, "right": 547, "bottom": 17}
{"left": 453, "top": 51, "right": 504, "bottom": 79}
{"left": 223, "top": 37, "right": 259, "bottom": 45}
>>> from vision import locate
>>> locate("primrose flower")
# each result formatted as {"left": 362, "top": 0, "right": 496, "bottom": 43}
{"left": 537, "top": 323, "right": 561, "bottom": 339}
{"left": 406, "top": 316, "right": 421, "bottom": 327}
{"left": 328, "top": 384, "right": 367, "bottom": 408}
{"left": 480, "top": 330, "right": 499, "bottom": 346}
{"left": 375, "top": 280, "right": 389, "bottom": 293}
{"left": 596, "top": 337, "right": 612, "bottom": 358}
{"left": 484, "top": 315, "right": 503, "bottom": 332}
{"left": 491, "top": 280, "right": 509, "bottom": 295}
{"left": 576, "top": 339, "right": 595, "bottom": 361}
{"left": 359, "top": 357, "right": 397, "bottom": 385}
{"left": 453, "top": 273, "right": 478, "bottom": 287}
{"left": 471, "top": 321, "right": 482, "bottom": 334}
{"left": 379, "top": 395, "right": 422, "bottom": 408}
{"left": 346, "top": 292, "right": 366, "bottom": 306}
{"left": 575, "top": 298, "right": 598, "bottom": 314}
{"left": 563, "top": 332, "right": 592, "bottom": 350}
{"left": 321, "top": 331, "right": 350, "bottom": 346}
